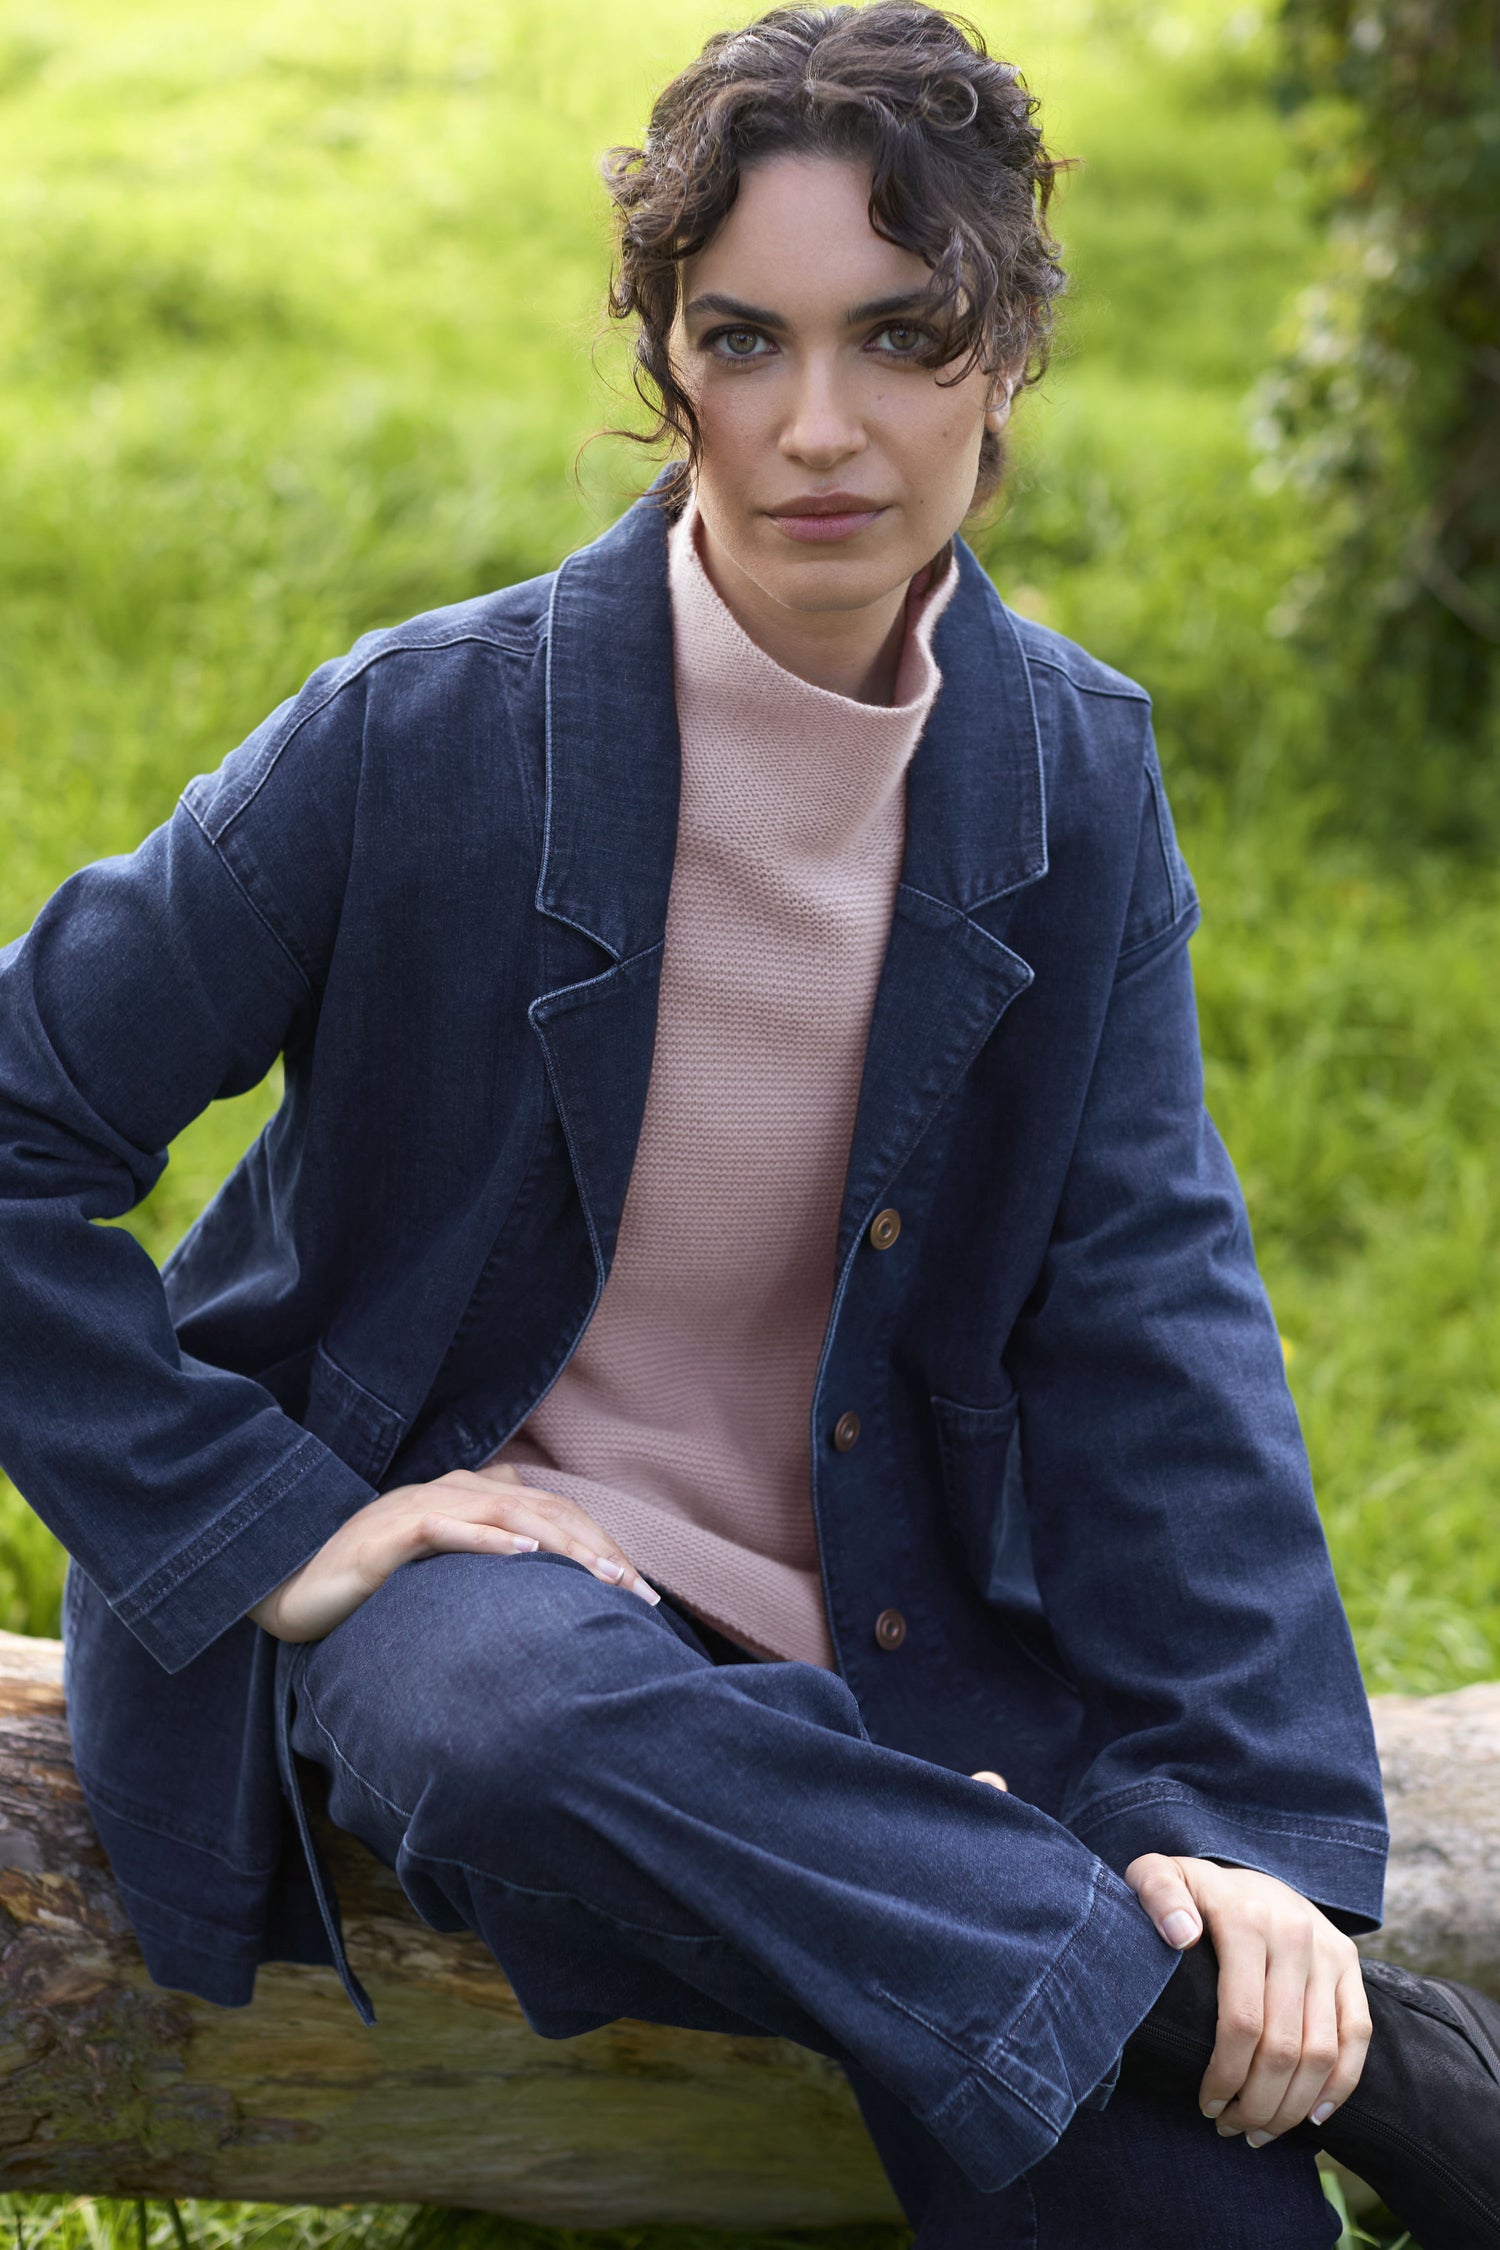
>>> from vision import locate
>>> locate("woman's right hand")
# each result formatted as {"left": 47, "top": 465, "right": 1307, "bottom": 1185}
{"left": 248, "top": 1465, "right": 660, "bottom": 1644}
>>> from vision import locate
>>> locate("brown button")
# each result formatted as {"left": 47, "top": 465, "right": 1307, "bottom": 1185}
{"left": 869, "top": 1207, "right": 902, "bottom": 1251}
{"left": 875, "top": 1607, "right": 907, "bottom": 1651}
{"left": 832, "top": 1410, "right": 861, "bottom": 1452}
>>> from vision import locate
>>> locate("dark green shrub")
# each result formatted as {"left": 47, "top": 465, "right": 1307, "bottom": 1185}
{"left": 1254, "top": 0, "right": 1500, "bottom": 850}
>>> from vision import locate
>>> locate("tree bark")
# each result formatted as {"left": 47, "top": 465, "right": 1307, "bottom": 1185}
{"left": 0, "top": 1627, "right": 1494, "bottom": 2224}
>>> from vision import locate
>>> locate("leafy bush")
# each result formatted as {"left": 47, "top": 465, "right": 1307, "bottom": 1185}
{"left": 1250, "top": 0, "right": 1500, "bottom": 849}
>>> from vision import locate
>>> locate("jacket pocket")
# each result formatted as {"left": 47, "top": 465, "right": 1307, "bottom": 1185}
{"left": 303, "top": 1344, "right": 407, "bottom": 1486}
{"left": 930, "top": 1388, "right": 1079, "bottom": 1696}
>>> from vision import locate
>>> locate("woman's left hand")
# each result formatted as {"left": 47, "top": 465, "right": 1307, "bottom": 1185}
{"left": 1124, "top": 1853, "right": 1372, "bottom": 2143}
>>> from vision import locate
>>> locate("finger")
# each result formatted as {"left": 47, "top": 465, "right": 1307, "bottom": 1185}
{"left": 405, "top": 1514, "right": 541, "bottom": 1563}
{"left": 1198, "top": 1930, "right": 1269, "bottom": 2121}
{"left": 449, "top": 1470, "right": 637, "bottom": 1567}
{"left": 407, "top": 1510, "right": 654, "bottom": 1606}
{"left": 1124, "top": 1852, "right": 1203, "bottom": 1951}
{"left": 970, "top": 1770, "right": 1008, "bottom": 1791}
{"left": 1216, "top": 1926, "right": 1313, "bottom": 2137}
{"left": 423, "top": 1475, "right": 661, "bottom": 1604}
{"left": 1248, "top": 1970, "right": 1342, "bottom": 2141}
{"left": 1308, "top": 1956, "right": 1373, "bottom": 2130}
{"left": 464, "top": 1496, "right": 662, "bottom": 1604}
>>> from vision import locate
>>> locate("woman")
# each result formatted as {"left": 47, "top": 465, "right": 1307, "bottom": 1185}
{"left": 2, "top": 6, "right": 1497, "bottom": 2244}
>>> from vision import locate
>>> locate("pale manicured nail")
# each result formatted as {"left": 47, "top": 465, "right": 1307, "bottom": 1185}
{"left": 1202, "top": 2100, "right": 1226, "bottom": 2119}
{"left": 1161, "top": 1910, "right": 1200, "bottom": 1947}
{"left": 1245, "top": 2130, "right": 1274, "bottom": 2150}
{"left": 1311, "top": 2101, "right": 1336, "bottom": 2126}
{"left": 631, "top": 1576, "right": 662, "bottom": 1606}
{"left": 1216, "top": 2123, "right": 1243, "bottom": 2139}
{"left": 509, "top": 1536, "right": 540, "bottom": 1552}
{"left": 593, "top": 1556, "right": 626, "bottom": 1583}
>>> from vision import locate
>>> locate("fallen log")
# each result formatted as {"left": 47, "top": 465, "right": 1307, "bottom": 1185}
{"left": 0, "top": 1628, "right": 1494, "bottom": 2226}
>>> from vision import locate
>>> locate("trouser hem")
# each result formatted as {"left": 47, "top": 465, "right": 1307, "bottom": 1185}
{"left": 915, "top": 1866, "right": 1181, "bottom": 2193}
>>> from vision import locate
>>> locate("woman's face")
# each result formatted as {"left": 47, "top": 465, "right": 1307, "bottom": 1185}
{"left": 672, "top": 153, "right": 1007, "bottom": 621}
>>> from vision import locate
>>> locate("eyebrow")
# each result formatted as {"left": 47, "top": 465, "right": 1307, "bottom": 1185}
{"left": 682, "top": 288, "right": 945, "bottom": 330}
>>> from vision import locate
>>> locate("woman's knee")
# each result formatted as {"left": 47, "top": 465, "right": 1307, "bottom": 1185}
{"left": 294, "top": 1549, "right": 695, "bottom": 1827}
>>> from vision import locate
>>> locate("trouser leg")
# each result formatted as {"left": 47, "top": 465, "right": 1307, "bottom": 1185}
{"left": 286, "top": 1550, "right": 1176, "bottom": 2196}
{"left": 845, "top": 2063, "right": 1340, "bottom": 2247}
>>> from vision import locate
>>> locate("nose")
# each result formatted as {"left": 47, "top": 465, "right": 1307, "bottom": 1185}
{"left": 778, "top": 350, "right": 867, "bottom": 470}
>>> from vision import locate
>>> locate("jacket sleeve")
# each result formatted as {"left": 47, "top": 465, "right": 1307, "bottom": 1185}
{"left": 1005, "top": 737, "right": 1389, "bottom": 1929}
{"left": 0, "top": 665, "right": 378, "bottom": 1674}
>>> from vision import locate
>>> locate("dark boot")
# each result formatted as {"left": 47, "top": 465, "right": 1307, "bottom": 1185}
{"left": 1119, "top": 1939, "right": 1500, "bottom": 2249}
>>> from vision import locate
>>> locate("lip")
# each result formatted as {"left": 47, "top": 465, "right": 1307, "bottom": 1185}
{"left": 766, "top": 493, "right": 889, "bottom": 545}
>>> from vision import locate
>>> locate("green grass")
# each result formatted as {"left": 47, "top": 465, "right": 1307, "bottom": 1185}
{"left": 0, "top": 2180, "right": 1428, "bottom": 2250}
{"left": 0, "top": 0, "right": 1491, "bottom": 2242}
{"left": 0, "top": 2205, "right": 916, "bottom": 2250}
{"left": 0, "top": 2192, "right": 1422, "bottom": 2250}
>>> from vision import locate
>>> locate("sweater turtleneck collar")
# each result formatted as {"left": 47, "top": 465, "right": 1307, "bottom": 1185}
{"left": 666, "top": 492, "right": 957, "bottom": 857}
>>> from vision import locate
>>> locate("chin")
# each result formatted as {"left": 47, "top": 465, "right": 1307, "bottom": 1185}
{"left": 752, "top": 547, "right": 913, "bottom": 617}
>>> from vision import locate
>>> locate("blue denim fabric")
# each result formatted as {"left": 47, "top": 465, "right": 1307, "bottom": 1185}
{"left": 3, "top": 481, "right": 1388, "bottom": 2021}
{"left": 283, "top": 1550, "right": 1335, "bottom": 2237}
{"left": 847, "top": 2066, "right": 1339, "bottom": 2245}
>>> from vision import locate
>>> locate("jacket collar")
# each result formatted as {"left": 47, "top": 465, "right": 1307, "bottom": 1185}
{"left": 539, "top": 484, "right": 1047, "bottom": 961}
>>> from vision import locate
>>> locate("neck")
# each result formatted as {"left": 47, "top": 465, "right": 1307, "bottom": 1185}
{"left": 694, "top": 512, "right": 910, "bottom": 706}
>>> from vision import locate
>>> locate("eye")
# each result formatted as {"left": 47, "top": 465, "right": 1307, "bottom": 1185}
{"left": 706, "top": 326, "right": 772, "bottom": 361}
{"left": 871, "top": 323, "right": 930, "bottom": 357}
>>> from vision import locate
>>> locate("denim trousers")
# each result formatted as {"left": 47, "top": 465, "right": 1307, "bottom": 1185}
{"left": 283, "top": 1551, "right": 1339, "bottom": 2247}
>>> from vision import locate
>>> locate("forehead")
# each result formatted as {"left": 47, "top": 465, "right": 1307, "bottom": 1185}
{"left": 681, "top": 152, "right": 933, "bottom": 319}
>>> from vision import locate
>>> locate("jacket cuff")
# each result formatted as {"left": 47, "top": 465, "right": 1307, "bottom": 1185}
{"left": 112, "top": 1434, "right": 375, "bottom": 1673}
{"left": 1068, "top": 1780, "right": 1388, "bottom": 1934}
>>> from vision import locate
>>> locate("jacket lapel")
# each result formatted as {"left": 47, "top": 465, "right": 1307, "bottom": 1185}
{"left": 832, "top": 540, "right": 1046, "bottom": 1266}
{"left": 536, "top": 489, "right": 682, "bottom": 960}
{"left": 527, "top": 493, "right": 681, "bottom": 1272}
{"left": 530, "top": 496, "right": 1048, "bottom": 1282}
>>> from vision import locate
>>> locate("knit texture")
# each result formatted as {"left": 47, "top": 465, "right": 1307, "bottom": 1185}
{"left": 489, "top": 498, "right": 955, "bottom": 1665}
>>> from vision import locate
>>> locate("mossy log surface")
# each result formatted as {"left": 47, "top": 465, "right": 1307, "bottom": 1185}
{"left": 0, "top": 1628, "right": 1495, "bottom": 2225}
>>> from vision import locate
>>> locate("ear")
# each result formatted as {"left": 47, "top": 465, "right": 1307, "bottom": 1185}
{"left": 984, "top": 371, "right": 1020, "bottom": 435}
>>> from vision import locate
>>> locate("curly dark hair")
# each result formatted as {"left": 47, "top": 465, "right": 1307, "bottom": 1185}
{"left": 599, "top": 2, "right": 1069, "bottom": 509}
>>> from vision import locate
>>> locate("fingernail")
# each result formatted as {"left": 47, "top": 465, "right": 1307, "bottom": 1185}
{"left": 1161, "top": 1910, "right": 1199, "bottom": 1947}
{"left": 1310, "top": 2101, "right": 1336, "bottom": 2127}
{"left": 510, "top": 1536, "right": 540, "bottom": 1552}
{"left": 1216, "top": 2122, "right": 1243, "bottom": 2138}
{"left": 593, "top": 1556, "right": 626, "bottom": 1582}
{"left": 1245, "top": 2130, "right": 1274, "bottom": 2150}
{"left": 631, "top": 1577, "right": 662, "bottom": 1606}
{"left": 1202, "top": 2100, "right": 1226, "bottom": 2119}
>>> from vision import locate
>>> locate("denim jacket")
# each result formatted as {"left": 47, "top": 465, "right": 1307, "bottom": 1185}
{"left": 0, "top": 488, "right": 1388, "bottom": 2009}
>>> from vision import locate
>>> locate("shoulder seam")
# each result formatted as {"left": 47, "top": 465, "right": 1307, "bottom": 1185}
{"left": 177, "top": 795, "right": 315, "bottom": 999}
{"left": 204, "top": 625, "right": 541, "bottom": 848}
{"left": 1021, "top": 648, "right": 1151, "bottom": 704}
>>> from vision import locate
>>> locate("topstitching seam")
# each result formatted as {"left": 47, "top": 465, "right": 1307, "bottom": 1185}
{"left": 1073, "top": 1790, "right": 1389, "bottom": 1856}
{"left": 875, "top": 1982, "right": 1057, "bottom": 2134}
{"left": 179, "top": 796, "right": 315, "bottom": 997}
{"left": 295, "top": 1686, "right": 734, "bottom": 1948}
{"left": 295, "top": 1686, "right": 415, "bottom": 1822}
{"left": 400, "top": 1842, "right": 733, "bottom": 1947}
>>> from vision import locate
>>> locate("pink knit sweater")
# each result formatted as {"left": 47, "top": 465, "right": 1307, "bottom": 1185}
{"left": 489, "top": 499, "right": 955, "bottom": 1666}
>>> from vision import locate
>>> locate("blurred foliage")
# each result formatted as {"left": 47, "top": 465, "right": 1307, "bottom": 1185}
{"left": 1249, "top": 0, "right": 1500, "bottom": 849}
